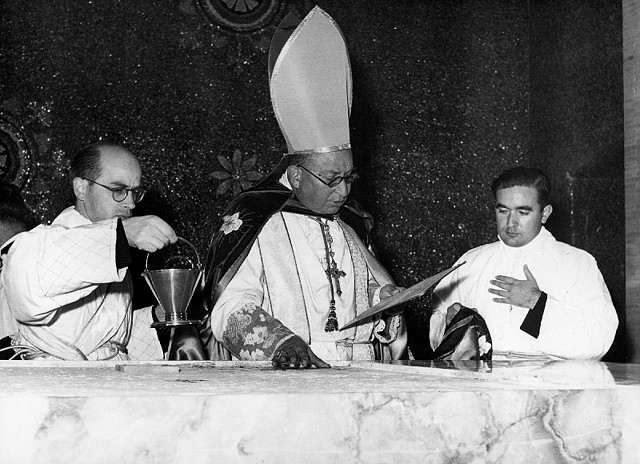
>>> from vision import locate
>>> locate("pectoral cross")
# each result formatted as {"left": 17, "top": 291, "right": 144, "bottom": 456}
{"left": 314, "top": 217, "right": 347, "bottom": 332}
{"left": 327, "top": 250, "right": 346, "bottom": 296}
{"left": 319, "top": 221, "right": 346, "bottom": 296}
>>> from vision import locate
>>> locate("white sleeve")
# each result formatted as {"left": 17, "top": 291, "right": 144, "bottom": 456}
{"left": 429, "top": 257, "right": 469, "bottom": 351}
{"left": 534, "top": 253, "right": 618, "bottom": 360}
{"left": 4, "top": 220, "right": 126, "bottom": 324}
{"left": 208, "top": 238, "right": 265, "bottom": 341}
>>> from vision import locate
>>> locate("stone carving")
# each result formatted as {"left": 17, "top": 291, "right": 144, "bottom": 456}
{"left": 0, "top": 113, "right": 33, "bottom": 188}
{"left": 196, "top": 0, "right": 284, "bottom": 32}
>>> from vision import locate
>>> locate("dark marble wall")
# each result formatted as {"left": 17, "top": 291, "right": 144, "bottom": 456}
{"left": 624, "top": 0, "right": 640, "bottom": 364}
{"left": 0, "top": 0, "right": 624, "bottom": 359}
{"left": 530, "top": 0, "right": 625, "bottom": 361}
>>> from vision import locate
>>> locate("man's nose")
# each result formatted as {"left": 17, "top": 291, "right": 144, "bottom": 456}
{"left": 507, "top": 212, "right": 517, "bottom": 227}
{"left": 335, "top": 179, "right": 349, "bottom": 197}
{"left": 122, "top": 193, "right": 136, "bottom": 209}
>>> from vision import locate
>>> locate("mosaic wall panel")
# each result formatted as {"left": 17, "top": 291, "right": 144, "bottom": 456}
{"left": 0, "top": 0, "right": 624, "bottom": 359}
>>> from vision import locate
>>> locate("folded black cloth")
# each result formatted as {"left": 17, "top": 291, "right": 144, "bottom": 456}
{"left": 433, "top": 305, "right": 492, "bottom": 361}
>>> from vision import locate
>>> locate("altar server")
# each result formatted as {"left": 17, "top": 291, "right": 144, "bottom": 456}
{"left": 430, "top": 167, "right": 618, "bottom": 360}
{"left": 0, "top": 142, "right": 177, "bottom": 360}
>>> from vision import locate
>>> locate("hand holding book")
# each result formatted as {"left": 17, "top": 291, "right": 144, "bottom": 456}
{"left": 340, "top": 261, "right": 466, "bottom": 331}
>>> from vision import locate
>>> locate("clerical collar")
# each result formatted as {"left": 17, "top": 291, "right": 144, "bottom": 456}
{"left": 498, "top": 226, "right": 552, "bottom": 253}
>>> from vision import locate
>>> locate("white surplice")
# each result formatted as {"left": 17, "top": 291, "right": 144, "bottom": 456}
{"left": 0, "top": 206, "right": 162, "bottom": 360}
{"left": 430, "top": 227, "right": 619, "bottom": 360}
{"left": 210, "top": 175, "right": 393, "bottom": 362}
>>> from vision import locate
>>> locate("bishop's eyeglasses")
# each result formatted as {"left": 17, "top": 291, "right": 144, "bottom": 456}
{"left": 297, "top": 165, "right": 359, "bottom": 188}
{"left": 83, "top": 178, "right": 147, "bottom": 203}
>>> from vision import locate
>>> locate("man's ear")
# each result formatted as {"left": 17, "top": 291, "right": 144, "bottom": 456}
{"left": 286, "top": 165, "right": 301, "bottom": 189}
{"left": 73, "top": 177, "right": 87, "bottom": 201}
{"left": 541, "top": 204, "right": 553, "bottom": 224}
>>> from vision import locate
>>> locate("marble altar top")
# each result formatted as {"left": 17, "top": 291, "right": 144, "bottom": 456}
{"left": 0, "top": 359, "right": 637, "bottom": 396}
{"left": 1, "top": 360, "right": 639, "bottom": 464}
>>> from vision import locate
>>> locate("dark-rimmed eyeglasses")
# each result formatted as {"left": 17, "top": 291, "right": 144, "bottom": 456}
{"left": 297, "top": 165, "right": 359, "bottom": 188}
{"left": 83, "top": 178, "right": 147, "bottom": 203}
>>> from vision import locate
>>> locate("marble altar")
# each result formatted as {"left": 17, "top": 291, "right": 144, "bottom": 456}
{"left": 0, "top": 359, "right": 639, "bottom": 464}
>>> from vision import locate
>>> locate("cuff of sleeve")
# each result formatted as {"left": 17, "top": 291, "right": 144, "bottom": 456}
{"left": 373, "top": 314, "right": 401, "bottom": 344}
{"left": 519, "top": 291, "right": 547, "bottom": 338}
{"left": 222, "top": 304, "right": 296, "bottom": 360}
{"left": 371, "top": 286, "right": 382, "bottom": 306}
{"left": 429, "top": 311, "right": 447, "bottom": 351}
{"left": 115, "top": 218, "right": 132, "bottom": 269}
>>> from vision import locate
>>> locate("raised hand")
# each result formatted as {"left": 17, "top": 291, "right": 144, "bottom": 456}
{"left": 488, "top": 264, "right": 542, "bottom": 309}
{"left": 380, "top": 284, "right": 403, "bottom": 300}
{"left": 380, "top": 284, "right": 406, "bottom": 316}
{"left": 121, "top": 215, "right": 178, "bottom": 252}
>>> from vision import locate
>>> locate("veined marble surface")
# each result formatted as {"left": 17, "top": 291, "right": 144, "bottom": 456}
{"left": 0, "top": 360, "right": 639, "bottom": 464}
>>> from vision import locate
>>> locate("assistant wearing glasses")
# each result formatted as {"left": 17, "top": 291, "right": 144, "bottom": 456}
{"left": 296, "top": 164, "right": 359, "bottom": 188}
{"left": 82, "top": 177, "right": 147, "bottom": 203}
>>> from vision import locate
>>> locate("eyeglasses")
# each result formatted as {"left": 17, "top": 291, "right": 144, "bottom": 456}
{"left": 297, "top": 165, "right": 359, "bottom": 188}
{"left": 83, "top": 178, "right": 147, "bottom": 203}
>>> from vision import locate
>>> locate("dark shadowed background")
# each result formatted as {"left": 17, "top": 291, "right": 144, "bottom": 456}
{"left": 0, "top": 0, "right": 624, "bottom": 360}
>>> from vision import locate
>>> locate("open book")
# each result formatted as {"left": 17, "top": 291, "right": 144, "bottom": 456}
{"left": 340, "top": 261, "right": 466, "bottom": 331}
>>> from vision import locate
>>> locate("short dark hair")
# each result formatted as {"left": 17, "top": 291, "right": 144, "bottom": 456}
{"left": 288, "top": 152, "right": 314, "bottom": 167}
{"left": 69, "top": 142, "right": 126, "bottom": 185}
{"left": 491, "top": 167, "right": 551, "bottom": 207}
{"left": 0, "top": 183, "right": 37, "bottom": 230}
